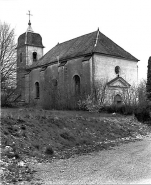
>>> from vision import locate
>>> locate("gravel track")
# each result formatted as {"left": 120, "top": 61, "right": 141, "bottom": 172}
{"left": 29, "top": 134, "right": 151, "bottom": 184}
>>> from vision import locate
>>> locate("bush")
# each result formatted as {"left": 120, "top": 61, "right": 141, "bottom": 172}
{"left": 134, "top": 107, "right": 150, "bottom": 122}
{"left": 44, "top": 147, "right": 54, "bottom": 155}
{"left": 78, "top": 95, "right": 101, "bottom": 112}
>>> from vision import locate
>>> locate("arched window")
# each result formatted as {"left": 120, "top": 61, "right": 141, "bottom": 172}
{"left": 115, "top": 66, "right": 120, "bottom": 75}
{"left": 33, "top": 52, "right": 37, "bottom": 62}
{"left": 35, "top": 82, "right": 40, "bottom": 98}
{"left": 114, "top": 94, "right": 122, "bottom": 105}
{"left": 20, "top": 53, "right": 22, "bottom": 62}
{"left": 73, "top": 75, "right": 80, "bottom": 95}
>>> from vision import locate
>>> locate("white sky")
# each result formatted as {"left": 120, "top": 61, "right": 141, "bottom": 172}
{"left": 0, "top": 0, "right": 150, "bottom": 81}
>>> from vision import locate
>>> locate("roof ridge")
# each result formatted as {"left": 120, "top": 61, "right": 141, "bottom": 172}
{"left": 94, "top": 28, "right": 100, "bottom": 47}
{"left": 58, "top": 30, "right": 97, "bottom": 46}
{"left": 93, "top": 28, "right": 101, "bottom": 53}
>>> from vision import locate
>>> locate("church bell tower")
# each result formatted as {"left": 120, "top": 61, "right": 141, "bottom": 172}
{"left": 16, "top": 11, "right": 44, "bottom": 101}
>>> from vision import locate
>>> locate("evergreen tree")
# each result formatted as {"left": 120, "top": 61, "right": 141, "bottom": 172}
{"left": 146, "top": 56, "right": 151, "bottom": 101}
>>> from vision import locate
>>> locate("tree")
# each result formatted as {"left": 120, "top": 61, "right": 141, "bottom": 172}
{"left": 0, "top": 22, "right": 17, "bottom": 91}
{"left": 146, "top": 56, "right": 151, "bottom": 101}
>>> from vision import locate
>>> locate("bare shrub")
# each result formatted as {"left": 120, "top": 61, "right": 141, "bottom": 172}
{"left": 122, "top": 85, "right": 138, "bottom": 107}
{"left": 44, "top": 147, "right": 54, "bottom": 155}
{"left": 78, "top": 80, "right": 108, "bottom": 112}
{"left": 78, "top": 79, "right": 151, "bottom": 120}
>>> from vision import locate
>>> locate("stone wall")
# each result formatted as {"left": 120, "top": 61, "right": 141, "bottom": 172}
{"left": 26, "top": 46, "right": 43, "bottom": 66}
{"left": 93, "top": 54, "right": 138, "bottom": 86}
{"left": 26, "top": 56, "right": 92, "bottom": 109}
{"left": 92, "top": 54, "right": 138, "bottom": 105}
{"left": 24, "top": 54, "right": 138, "bottom": 109}
{"left": 17, "top": 45, "right": 43, "bottom": 102}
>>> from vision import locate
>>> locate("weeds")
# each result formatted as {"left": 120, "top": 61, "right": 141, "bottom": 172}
{"left": 60, "top": 132, "right": 75, "bottom": 142}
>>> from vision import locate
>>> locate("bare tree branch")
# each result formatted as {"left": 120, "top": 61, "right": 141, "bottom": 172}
{"left": 0, "top": 22, "right": 17, "bottom": 90}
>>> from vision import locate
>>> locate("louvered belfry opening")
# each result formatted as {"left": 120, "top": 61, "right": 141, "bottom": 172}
{"left": 33, "top": 52, "right": 37, "bottom": 62}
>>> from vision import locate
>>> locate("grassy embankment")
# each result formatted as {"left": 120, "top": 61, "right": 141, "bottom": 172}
{"left": 1, "top": 108, "right": 150, "bottom": 158}
{"left": 1, "top": 108, "right": 151, "bottom": 183}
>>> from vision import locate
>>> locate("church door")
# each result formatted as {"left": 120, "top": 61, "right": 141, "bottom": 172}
{"left": 114, "top": 94, "right": 122, "bottom": 105}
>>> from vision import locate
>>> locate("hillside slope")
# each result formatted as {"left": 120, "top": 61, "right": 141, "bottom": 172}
{"left": 1, "top": 108, "right": 151, "bottom": 184}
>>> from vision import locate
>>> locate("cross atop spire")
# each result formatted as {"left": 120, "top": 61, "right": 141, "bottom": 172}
{"left": 26, "top": 10, "right": 33, "bottom": 32}
{"left": 26, "top": 10, "right": 33, "bottom": 26}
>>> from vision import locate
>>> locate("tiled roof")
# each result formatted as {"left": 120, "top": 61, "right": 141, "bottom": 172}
{"left": 28, "top": 29, "right": 139, "bottom": 69}
{"left": 94, "top": 31, "right": 138, "bottom": 61}
{"left": 16, "top": 32, "right": 44, "bottom": 48}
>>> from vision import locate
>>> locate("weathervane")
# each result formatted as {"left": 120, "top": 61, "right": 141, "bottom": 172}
{"left": 26, "top": 10, "right": 33, "bottom": 25}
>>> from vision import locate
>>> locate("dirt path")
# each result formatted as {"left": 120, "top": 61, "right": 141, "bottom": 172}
{"left": 28, "top": 134, "right": 151, "bottom": 184}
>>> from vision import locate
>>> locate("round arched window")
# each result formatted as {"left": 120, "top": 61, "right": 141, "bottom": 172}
{"left": 73, "top": 75, "right": 80, "bottom": 95}
{"left": 115, "top": 66, "right": 120, "bottom": 75}
{"left": 35, "top": 82, "right": 40, "bottom": 98}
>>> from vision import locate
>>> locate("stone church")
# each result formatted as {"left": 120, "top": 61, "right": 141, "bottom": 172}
{"left": 16, "top": 20, "right": 139, "bottom": 109}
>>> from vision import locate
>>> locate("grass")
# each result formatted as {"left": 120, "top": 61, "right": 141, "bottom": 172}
{"left": 1, "top": 108, "right": 151, "bottom": 184}
{"left": 1, "top": 108, "right": 150, "bottom": 159}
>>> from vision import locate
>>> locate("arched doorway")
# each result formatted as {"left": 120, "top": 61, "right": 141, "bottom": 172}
{"left": 114, "top": 94, "right": 122, "bottom": 105}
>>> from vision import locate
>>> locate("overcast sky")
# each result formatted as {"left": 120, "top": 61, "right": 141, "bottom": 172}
{"left": 1, "top": 0, "right": 150, "bottom": 81}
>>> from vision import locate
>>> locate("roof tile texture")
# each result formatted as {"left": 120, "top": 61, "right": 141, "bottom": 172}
{"left": 17, "top": 32, "right": 44, "bottom": 48}
{"left": 27, "top": 30, "right": 138, "bottom": 69}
